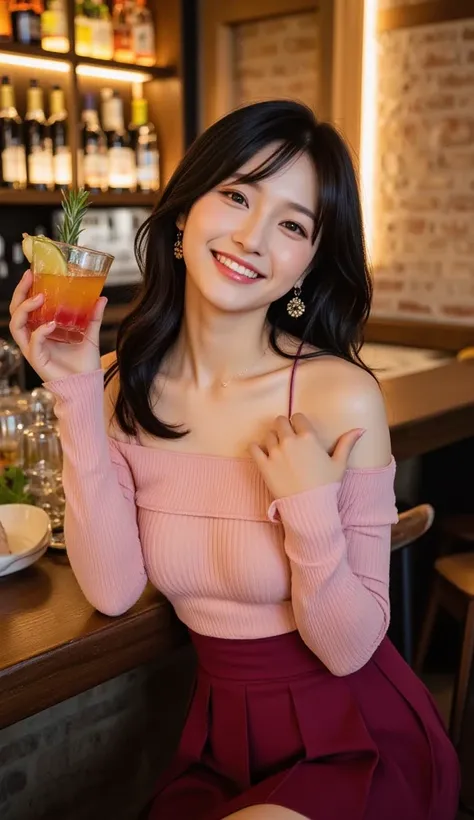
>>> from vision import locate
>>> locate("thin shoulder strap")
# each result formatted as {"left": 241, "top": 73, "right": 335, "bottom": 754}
{"left": 288, "top": 342, "right": 304, "bottom": 419}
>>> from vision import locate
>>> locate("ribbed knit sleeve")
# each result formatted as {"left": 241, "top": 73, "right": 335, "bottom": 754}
{"left": 45, "top": 370, "right": 148, "bottom": 616}
{"left": 268, "top": 460, "right": 397, "bottom": 676}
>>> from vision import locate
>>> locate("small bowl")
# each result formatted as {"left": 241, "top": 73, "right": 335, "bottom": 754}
{"left": 0, "top": 504, "right": 51, "bottom": 577}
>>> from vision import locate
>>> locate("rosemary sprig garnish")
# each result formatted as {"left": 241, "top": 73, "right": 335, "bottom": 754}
{"left": 58, "top": 188, "right": 91, "bottom": 246}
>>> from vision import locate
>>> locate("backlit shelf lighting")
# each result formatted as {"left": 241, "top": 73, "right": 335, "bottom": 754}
{"left": 360, "top": 0, "right": 378, "bottom": 259}
{"left": 76, "top": 64, "right": 153, "bottom": 83}
{"left": 0, "top": 53, "right": 70, "bottom": 73}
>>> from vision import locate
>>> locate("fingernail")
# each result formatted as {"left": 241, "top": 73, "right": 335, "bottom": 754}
{"left": 356, "top": 428, "right": 366, "bottom": 439}
{"left": 45, "top": 321, "right": 56, "bottom": 330}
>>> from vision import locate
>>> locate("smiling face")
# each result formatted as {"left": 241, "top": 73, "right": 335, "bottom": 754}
{"left": 179, "top": 145, "right": 319, "bottom": 315}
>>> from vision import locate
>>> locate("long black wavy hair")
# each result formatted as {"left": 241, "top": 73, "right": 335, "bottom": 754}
{"left": 106, "top": 100, "right": 373, "bottom": 439}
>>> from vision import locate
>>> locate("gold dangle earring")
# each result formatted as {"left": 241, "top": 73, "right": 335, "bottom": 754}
{"left": 286, "top": 285, "right": 305, "bottom": 318}
{"left": 174, "top": 229, "right": 184, "bottom": 260}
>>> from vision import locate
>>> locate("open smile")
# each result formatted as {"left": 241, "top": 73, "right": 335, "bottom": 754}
{"left": 211, "top": 251, "right": 265, "bottom": 283}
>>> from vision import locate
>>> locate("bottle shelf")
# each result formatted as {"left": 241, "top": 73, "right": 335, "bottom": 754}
{"left": 0, "top": 42, "right": 73, "bottom": 62}
{"left": 76, "top": 56, "right": 176, "bottom": 80}
{"left": 0, "top": 42, "right": 177, "bottom": 80}
{"left": 0, "top": 3, "right": 184, "bottom": 209}
{"left": 0, "top": 190, "right": 158, "bottom": 207}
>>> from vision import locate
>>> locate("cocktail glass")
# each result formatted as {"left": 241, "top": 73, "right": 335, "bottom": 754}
{"left": 27, "top": 238, "right": 114, "bottom": 344}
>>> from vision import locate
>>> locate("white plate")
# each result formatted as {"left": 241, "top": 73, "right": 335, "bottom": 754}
{"left": 0, "top": 505, "right": 51, "bottom": 577}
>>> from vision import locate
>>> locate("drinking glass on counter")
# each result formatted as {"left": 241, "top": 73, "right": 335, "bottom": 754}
{"left": 0, "top": 405, "right": 24, "bottom": 468}
{"left": 29, "top": 387, "right": 56, "bottom": 423}
{"left": 0, "top": 338, "right": 23, "bottom": 396}
{"left": 21, "top": 421, "right": 65, "bottom": 549}
{"left": 0, "top": 391, "right": 36, "bottom": 469}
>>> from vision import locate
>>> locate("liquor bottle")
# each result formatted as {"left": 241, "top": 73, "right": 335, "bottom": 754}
{"left": 41, "top": 0, "right": 69, "bottom": 53}
{"left": 10, "top": 0, "right": 42, "bottom": 45}
{"left": 112, "top": 0, "right": 133, "bottom": 63}
{"left": 0, "top": 1, "right": 12, "bottom": 42}
{"left": 48, "top": 85, "right": 71, "bottom": 189}
{"left": 89, "top": 0, "right": 113, "bottom": 60}
{"left": 129, "top": 95, "right": 159, "bottom": 193}
{"left": 75, "top": 0, "right": 92, "bottom": 56}
{"left": 102, "top": 89, "right": 136, "bottom": 192}
{"left": 0, "top": 76, "right": 27, "bottom": 189}
{"left": 79, "top": 93, "right": 107, "bottom": 193}
{"left": 25, "top": 79, "right": 54, "bottom": 191}
{"left": 133, "top": 0, "right": 155, "bottom": 66}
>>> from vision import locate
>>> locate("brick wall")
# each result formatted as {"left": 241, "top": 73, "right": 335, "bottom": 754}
{"left": 232, "top": 11, "right": 320, "bottom": 113}
{"left": 372, "top": 10, "right": 474, "bottom": 322}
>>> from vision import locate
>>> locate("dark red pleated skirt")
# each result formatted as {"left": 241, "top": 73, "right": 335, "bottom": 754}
{"left": 148, "top": 630, "right": 460, "bottom": 820}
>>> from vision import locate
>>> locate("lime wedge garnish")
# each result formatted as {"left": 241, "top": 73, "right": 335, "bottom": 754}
{"left": 24, "top": 236, "right": 68, "bottom": 276}
{"left": 21, "top": 233, "right": 34, "bottom": 264}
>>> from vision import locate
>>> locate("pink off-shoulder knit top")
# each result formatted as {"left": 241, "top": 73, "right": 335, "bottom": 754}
{"left": 45, "top": 364, "right": 398, "bottom": 677}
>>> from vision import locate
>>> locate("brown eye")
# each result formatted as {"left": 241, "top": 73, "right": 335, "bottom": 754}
{"left": 221, "top": 190, "right": 248, "bottom": 206}
{"left": 282, "top": 221, "right": 307, "bottom": 238}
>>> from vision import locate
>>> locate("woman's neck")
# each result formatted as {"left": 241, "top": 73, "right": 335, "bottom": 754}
{"left": 170, "top": 296, "right": 269, "bottom": 390}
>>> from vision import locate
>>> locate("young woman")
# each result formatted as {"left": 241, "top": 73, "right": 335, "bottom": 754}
{"left": 9, "top": 100, "right": 459, "bottom": 820}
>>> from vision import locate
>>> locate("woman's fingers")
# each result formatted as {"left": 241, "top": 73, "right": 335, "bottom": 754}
{"left": 275, "top": 415, "right": 294, "bottom": 442}
{"left": 332, "top": 429, "right": 366, "bottom": 466}
{"left": 9, "top": 293, "right": 43, "bottom": 330}
{"left": 10, "top": 270, "right": 34, "bottom": 316}
{"left": 264, "top": 430, "right": 279, "bottom": 455}
{"left": 290, "top": 413, "right": 315, "bottom": 436}
{"left": 28, "top": 322, "right": 56, "bottom": 368}
{"left": 9, "top": 293, "right": 43, "bottom": 355}
{"left": 83, "top": 296, "right": 107, "bottom": 349}
{"left": 248, "top": 441, "right": 268, "bottom": 468}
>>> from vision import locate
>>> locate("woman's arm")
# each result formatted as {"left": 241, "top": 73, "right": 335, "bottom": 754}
{"left": 269, "top": 461, "right": 397, "bottom": 676}
{"left": 46, "top": 367, "right": 148, "bottom": 616}
{"left": 256, "top": 360, "right": 397, "bottom": 675}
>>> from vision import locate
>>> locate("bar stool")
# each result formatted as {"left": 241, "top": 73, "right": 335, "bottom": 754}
{"left": 391, "top": 504, "right": 435, "bottom": 666}
{"left": 415, "top": 513, "right": 474, "bottom": 747}
{"left": 391, "top": 504, "right": 435, "bottom": 553}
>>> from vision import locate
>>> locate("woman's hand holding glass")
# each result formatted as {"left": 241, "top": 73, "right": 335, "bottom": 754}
{"left": 9, "top": 270, "right": 107, "bottom": 384}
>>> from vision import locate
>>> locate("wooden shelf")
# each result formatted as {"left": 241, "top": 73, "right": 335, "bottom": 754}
{"left": 0, "top": 41, "right": 177, "bottom": 79}
{"left": 0, "top": 190, "right": 62, "bottom": 206}
{"left": 0, "top": 41, "right": 73, "bottom": 62}
{"left": 0, "top": 190, "right": 158, "bottom": 208}
{"left": 75, "top": 56, "right": 176, "bottom": 80}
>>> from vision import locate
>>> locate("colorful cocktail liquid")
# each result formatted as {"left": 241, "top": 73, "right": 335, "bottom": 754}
{"left": 26, "top": 240, "right": 114, "bottom": 344}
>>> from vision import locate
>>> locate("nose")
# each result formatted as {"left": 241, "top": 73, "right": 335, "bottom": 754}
{"left": 232, "top": 213, "right": 268, "bottom": 256}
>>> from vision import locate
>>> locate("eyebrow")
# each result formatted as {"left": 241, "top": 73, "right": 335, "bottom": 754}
{"left": 226, "top": 176, "right": 317, "bottom": 223}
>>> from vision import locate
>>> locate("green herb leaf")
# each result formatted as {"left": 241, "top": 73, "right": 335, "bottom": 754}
{"left": 58, "top": 188, "right": 91, "bottom": 246}
{"left": 0, "top": 467, "right": 33, "bottom": 505}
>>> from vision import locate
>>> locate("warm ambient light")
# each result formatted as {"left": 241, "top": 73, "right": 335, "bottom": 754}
{"left": 76, "top": 64, "right": 153, "bottom": 83}
{"left": 360, "top": 0, "right": 378, "bottom": 259}
{"left": 0, "top": 52, "right": 70, "bottom": 73}
{"left": 41, "top": 37, "right": 70, "bottom": 54}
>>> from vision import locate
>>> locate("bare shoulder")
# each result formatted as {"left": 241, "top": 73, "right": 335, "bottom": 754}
{"left": 297, "top": 355, "right": 392, "bottom": 469}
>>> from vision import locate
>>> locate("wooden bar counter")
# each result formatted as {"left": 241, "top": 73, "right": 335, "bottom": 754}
{"left": 0, "top": 557, "right": 188, "bottom": 731}
{"left": 1, "top": 359, "right": 474, "bottom": 732}
{"left": 385, "top": 360, "right": 474, "bottom": 461}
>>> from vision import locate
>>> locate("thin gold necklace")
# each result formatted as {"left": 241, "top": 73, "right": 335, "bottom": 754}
{"left": 220, "top": 345, "right": 270, "bottom": 388}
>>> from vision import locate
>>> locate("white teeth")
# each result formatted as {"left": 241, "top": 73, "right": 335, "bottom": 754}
{"left": 216, "top": 253, "right": 259, "bottom": 279}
